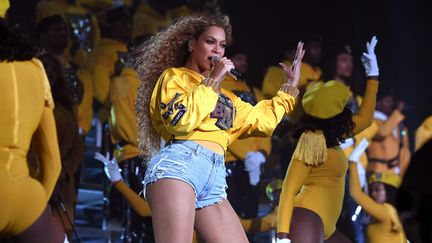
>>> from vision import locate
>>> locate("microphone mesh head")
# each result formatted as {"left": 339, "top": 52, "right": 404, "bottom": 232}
{"left": 211, "top": 55, "right": 220, "bottom": 63}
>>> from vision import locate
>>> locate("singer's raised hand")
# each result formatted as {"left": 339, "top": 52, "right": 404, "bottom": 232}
{"left": 280, "top": 41, "right": 305, "bottom": 87}
{"left": 279, "top": 41, "right": 305, "bottom": 97}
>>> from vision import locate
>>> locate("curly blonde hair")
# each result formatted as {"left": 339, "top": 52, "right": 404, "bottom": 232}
{"left": 134, "top": 13, "right": 232, "bottom": 159}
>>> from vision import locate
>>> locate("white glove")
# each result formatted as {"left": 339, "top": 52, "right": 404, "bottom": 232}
{"left": 248, "top": 169, "right": 261, "bottom": 186}
{"left": 340, "top": 138, "right": 354, "bottom": 150}
{"left": 244, "top": 151, "right": 266, "bottom": 186}
{"left": 349, "top": 138, "right": 369, "bottom": 163}
{"left": 361, "top": 36, "right": 379, "bottom": 77}
{"left": 63, "top": 233, "right": 70, "bottom": 243}
{"left": 94, "top": 152, "right": 123, "bottom": 182}
{"left": 276, "top": 238, "right": 292, "bottom": 243}
{"left": 349, "top": 139, "right": 369, "bottom": 188}
{"left": 357, "top": 160, "right": 367, "bottom": 188}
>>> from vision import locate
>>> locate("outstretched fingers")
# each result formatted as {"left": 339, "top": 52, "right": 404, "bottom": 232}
{"left": 94, "top": 152, "right": 111, "bottom": 166}
{"left": 294, "top": 41, "right": 305, "bottom": 63}
{"left": 279, "top": 62, "right": 292, "bottom": 76}
{"left": 291, "top": 41, "right": 305, "bottom": 86}
{"left": 279, "top": 41, "right": 305, "bottom": 86}
{"left": 366, "top": 36, "right": 378, "bottom": 54}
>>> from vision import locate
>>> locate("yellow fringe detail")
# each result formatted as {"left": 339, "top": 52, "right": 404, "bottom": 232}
{"left": 292, "top": 131, "right": 327, "bottom": 167}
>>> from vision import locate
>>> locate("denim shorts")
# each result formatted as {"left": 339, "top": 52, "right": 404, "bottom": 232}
{"left": 143, "top": 140, "right": 227, "bottom": 208}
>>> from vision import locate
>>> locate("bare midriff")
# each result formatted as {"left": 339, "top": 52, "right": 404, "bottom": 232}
{"left": 195, "top": 140, "right": 224, "bottom": 155}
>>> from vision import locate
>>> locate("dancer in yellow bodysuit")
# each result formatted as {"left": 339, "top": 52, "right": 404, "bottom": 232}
{"left": 348, "top": 139, "right": 406, "bottom": 243}
{"left": 277, "top": 36, "right": 380, "bottom": 243}
{"left": 0, "top": 17, "right": 63, "bottom": 242}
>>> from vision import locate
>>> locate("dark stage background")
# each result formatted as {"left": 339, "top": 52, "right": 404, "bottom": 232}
{"left": 7, "top": 0, "right": 432, "bottom": 148}
{"left": 224, "top": 0, "right": 432, "bottom": 148}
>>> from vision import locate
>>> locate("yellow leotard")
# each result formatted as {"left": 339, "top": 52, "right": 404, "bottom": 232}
{"left": 278, "top": 79, "right": 378, "bottom": 239}
{"left": 0, "top": 59, "right": 61, "bottom": 234}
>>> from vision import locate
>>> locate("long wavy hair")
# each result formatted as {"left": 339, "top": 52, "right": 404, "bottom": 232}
{"left": 134, "top": 13, "right": 232, "bottom": 158}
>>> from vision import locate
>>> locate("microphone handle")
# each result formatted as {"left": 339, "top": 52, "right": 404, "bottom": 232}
{"left": 211, "top": 56, "right": 243, "bottom": 80}
{"left": 228, "top": 69, "right": 242, "bottom": 80}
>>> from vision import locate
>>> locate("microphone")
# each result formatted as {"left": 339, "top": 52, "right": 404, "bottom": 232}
{"left": 211, "top": 56, "right": 243, "bottom": 80}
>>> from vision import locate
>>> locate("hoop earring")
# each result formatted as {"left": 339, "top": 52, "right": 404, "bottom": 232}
{"left": 187, "top": 39, "right": 193, "bottom": 52}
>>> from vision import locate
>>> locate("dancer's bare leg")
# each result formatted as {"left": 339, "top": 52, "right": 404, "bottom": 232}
{"left": 194, "top": 199, "right": 248, "bottom": 243}
{"left": 325, "top": 229, "right": 352, "bottom": 243}
{"left": 289, "top": 207, "right": 325, "bottom": 243}
{"left": 13, "top": 205, "right": 65, "bottom": 243}
{"left": 146, "top": 179, "right": 196, "bottom": 243}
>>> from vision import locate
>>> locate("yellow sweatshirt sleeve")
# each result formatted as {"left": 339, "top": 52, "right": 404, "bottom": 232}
{"left": 374, "top": 110, "right": 405, "bottom": 140}
{"left": 349, "top": 163, "right": 389, "bottom": 222}
{"left": 277, "top": 159, "right": 312, "bottom": 234}
{"left": 240, "top": 207, "right": 278, "bottom": 232}
{"left": 114, "top": 181, "right": 152, "bottom": 217}
{"left": 231, "top": 91, "right": 295, "bottom": 140}
{"left": 253, "top": 87, "right": 266, "bottom": 102}
{"left": 154, "top": 70, "right": 219, "bottom": 135}
{"left": 352, "top": 79, "right": 379, "bottom": 135}
{"left": 32, "top": 107, "right": 62, "bottom": 198}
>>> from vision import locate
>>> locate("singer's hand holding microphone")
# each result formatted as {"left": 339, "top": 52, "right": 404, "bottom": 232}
{"left": 202, "top": 56, "right": 235, "bottom": 93}
{"left": 211, "top": 55, "right": 243, "bottom": 80}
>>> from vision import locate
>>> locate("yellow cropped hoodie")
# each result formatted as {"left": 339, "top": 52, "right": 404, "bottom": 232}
{"left": 150, "top": 67, "right": 296, "bottom": 151}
